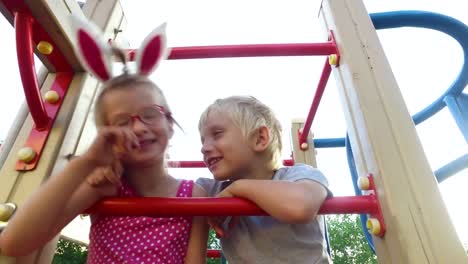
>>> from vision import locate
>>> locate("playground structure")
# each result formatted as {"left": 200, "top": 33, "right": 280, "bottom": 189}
{"left": 0, "top": 0, "right": 466, "bottom": 263}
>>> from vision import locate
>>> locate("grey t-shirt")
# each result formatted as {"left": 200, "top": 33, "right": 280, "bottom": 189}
{"left": 196, "top": 163, "right": 333, "bottom": 264}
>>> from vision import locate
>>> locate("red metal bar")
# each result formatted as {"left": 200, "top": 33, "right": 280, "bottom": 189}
{"left": 15, "top": 12, "right": 49, "bottom": 130}
{"left": 127, "top": 42, "right": 337, "bottom": 61}
{"left": 167, "top": 159, "right": 294, "bottom": 168}
{"left": 298, "top": 58, "right": 332, "bottom": 148}
{"left": 85, "top": 196, "right": 379, "bottom": 216}
{"left": 207, "top": 249, "right": 221, "bottom": 258}
{"left": 367, "top": 174, "right": 386, "bottom": 237}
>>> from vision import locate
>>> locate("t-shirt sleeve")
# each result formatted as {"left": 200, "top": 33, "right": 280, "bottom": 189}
{"left": 195, "top": 177, "right": 219, "bottom": 197}
{"left": 279, "top": 163, "right": 333, "bottom": 197}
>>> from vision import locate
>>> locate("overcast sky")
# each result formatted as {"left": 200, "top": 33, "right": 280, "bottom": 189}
{"left": 0, "top": 0, "right": 466, "bottom": 249}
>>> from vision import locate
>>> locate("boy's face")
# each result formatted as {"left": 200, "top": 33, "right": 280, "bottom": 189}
{"left": 200, "top": 110, "right": 256, "bottom": 181}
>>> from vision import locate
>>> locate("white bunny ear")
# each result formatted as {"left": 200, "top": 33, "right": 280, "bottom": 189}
{"left": 135, "top": 23, "right": 168, "bottom": 76}
{"left": 69, "top": 15, "right": 113, "bottom": 81}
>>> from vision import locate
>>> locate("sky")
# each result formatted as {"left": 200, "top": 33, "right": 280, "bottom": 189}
{"left": 0, "top": 0, "right": 467, "bottom": 252}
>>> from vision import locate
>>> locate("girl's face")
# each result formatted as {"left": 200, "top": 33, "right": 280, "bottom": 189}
{"left": 200, "top": 110, "right": 256, "bottom": 181}
{"left": 102, "top": 83, "right": 173, "bottom": 167}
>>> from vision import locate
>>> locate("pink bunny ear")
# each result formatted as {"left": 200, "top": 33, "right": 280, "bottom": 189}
{"left": 135, "top": 23, "right": 168, "bottom": 76}
{"left": 69, "top": 15, "right": 113, "bottom": 81}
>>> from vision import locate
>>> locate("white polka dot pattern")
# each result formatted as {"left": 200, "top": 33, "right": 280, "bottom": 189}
{"left": 87, "top": 180, "right": 194, "bottom": 263}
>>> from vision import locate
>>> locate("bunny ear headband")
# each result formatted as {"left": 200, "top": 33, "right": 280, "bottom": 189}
{"left": 69, "top": 15, "right": 168, "bottom": 81}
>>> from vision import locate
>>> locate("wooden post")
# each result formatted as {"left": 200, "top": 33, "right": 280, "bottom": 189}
{"left": 319, "top": 0, "right": 468, "bottom": 263}
{"left": 291, "top": 119, "right": 317, "bottom": 167}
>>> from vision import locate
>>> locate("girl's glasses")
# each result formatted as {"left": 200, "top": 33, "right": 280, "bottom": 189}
{"left": 110, "top": 104, "right": 168, "bottom": 127}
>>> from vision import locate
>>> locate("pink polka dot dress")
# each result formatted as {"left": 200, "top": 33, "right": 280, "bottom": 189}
{"left": 87, "top": 180, "right": 194, "bottom": 264}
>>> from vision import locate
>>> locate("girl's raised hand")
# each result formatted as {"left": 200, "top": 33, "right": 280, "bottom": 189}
{"left": 82, "top": 126, "right": 140, "bottom": 167}
{"left": 87, "top": 160, "right": 123, "bottom": 197}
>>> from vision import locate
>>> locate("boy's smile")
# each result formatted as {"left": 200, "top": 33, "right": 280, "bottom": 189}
{"left": 200, "top": 110, "right": 256, "bottom": 181}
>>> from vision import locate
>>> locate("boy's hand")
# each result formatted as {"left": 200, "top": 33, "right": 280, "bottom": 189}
{"left": 207, "top": 216, "right": 239, "bottom": 238}
{"left": 86, "top": 160, "right": 123, "bottom": 197}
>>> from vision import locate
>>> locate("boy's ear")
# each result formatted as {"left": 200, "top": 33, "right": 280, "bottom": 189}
{"left": 252, "top": 126, "right": 270, "bottom": 152}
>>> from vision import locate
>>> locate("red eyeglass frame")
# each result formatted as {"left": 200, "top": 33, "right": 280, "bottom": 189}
{"left": 113, "top": 104, "right": 170, "bottom": 126}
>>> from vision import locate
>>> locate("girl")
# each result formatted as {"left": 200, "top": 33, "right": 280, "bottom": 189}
{"left": 0, "top": 16, "right": 208, "bottom": 263}
{"left": 197, "top": 96, "right": 333, "bottom": 264}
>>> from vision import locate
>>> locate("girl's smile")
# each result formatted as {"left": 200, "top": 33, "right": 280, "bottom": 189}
{"left": 102, "top": 84, "right": 174, "bottom": 166}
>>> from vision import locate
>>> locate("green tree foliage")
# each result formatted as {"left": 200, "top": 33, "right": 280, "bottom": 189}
{"left": 328, "top": 214, "right": 377, "bottom": 264}
{"left": 52, "top": 238, "right": 88, "bottom": 264}
{"left": 207, "top": 229, "right": 223, "bottom": 264}
{"left": 52, "top": 230, "right": 224, "bottom": 264}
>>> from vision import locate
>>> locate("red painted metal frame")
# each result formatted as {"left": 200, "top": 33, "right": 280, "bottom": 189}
{"left": 298, "top": 60, "right": 331, "bottom": 149}
{"left": 15, "top": 72, "right": 73, "bottom": 171}
{"left": 364, "top": 174, "right": 386, "bottom": 237}
{"left": 0, "top": 0, "right": 75, "bottom": 171}
{"left": 298, "top": 32, "right": 340, "bottom": 149}
{"left": 127, "top": 40, "right": 338, "bottom": 61}
{"left": 85, "top": 195, "right": 379, "bottom": 216}
{"left": 15, "top": 12, "right": 50, "bottom": 130}
{"left": 167, "top": 159, "right": 294, "bottom": 168}
{"left": 2, "top": 1, "right": 73, "bottom": 71}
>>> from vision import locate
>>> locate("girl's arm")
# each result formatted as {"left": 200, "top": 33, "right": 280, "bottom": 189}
{"left": 0, "top": 156, "right": 102, "bottom": 256}
{"left": 185, "top": 184, "right": 209, "bottom": 264}
{"left": 221, "top": 179, "right": 328, "bottom": 224}
{"left": 0, "top": 127, "right": 132, "bottom": 256}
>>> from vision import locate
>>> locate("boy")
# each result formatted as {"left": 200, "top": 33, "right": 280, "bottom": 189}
{"left": 197, "top": 95, "right": 332, "bottom": 263}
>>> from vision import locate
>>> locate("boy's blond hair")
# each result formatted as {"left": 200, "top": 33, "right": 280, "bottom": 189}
{"left": 199, "top": 96, "right": 283, "bottom": 170}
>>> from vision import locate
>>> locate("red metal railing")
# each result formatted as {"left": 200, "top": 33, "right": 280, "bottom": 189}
{"left": 128, "top": 42, "right": 338, "bottom": 61}
{"left": 85, "top": 195, "right": 379, "bottom": 216}
{"left": 167, "top": 159, "right": 294, "bottom": 168}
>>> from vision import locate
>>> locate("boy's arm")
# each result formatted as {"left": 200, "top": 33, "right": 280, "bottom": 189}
{"left": 221, "top": 179, "right": 328, "bottom": 224}
{"left": 185, "top": 184, "right": 209, "bottom": 264}
{"left": 0, "top": 156, "right": 102, "bottom": 256}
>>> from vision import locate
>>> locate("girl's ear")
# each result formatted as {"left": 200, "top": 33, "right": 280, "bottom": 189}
{"left": 135, "top": 23, "right": 169, "bottom": 76}
{"left": 168, "top": 123, "right": 175, "bottom": 139}
{"left": 252, "top": 126, "right": 270, "bottom": 152}
{"left": 69, "top": 15, "right": 113, "bottom": 82}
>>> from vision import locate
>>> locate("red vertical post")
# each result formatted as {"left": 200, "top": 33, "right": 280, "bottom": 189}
{"left": 15, "top": 12, "right": 49, "bottom": 130}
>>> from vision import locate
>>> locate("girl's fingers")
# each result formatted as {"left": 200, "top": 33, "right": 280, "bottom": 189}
{"left": 87, "top": 166, "right": 120, "bottom": 187}
{"left": 103, "top": 167, "right": 121, "bottom": 186}
{"left": 86, "top": 177, "right": 95, "bottom": 186}
{"left": 113, "top": 160, "right": 124, "bottom": 177}
{"left": 123, "top": 129, "right": 139, "bottom": 150}
{"left": 114, "top": 129, "right": 128, "bottom": 153}
{"left": 87, "top": 168, "right": 104, "bottom": 186}
{"left": 110, "top": 128, "right": 139, "bottom": 154}
{"left": 96, "top": 169, "right": 107, "bottom": 184}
